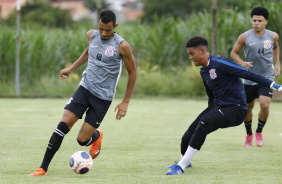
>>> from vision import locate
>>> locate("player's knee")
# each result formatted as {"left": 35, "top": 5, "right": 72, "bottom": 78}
{"left": 198, "top": 118, "right": 210, "bottom": 131}
{"left": 260, "top": 103, "right": 270, "bottom": 112}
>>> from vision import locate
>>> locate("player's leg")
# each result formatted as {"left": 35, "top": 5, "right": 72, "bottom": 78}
{"left": 172, "top": 107, "right": 246, "bottom": 174}
{"left": 167, "top": 103, "right": 218, "bottom": 175}
{"left": 243, "top": 84, "right": 258, "bottom": 147}
{"left": 180, "top": 103, "right": 216, "bottom": 156}
{"left": 78, "top": 92, "right": 112, "bottom": 159}
{"left": 76, "top": 120, "right": 103, "bottom": 159}
{"left": 244, "top": 100, "right": 255, "bottom": 147}
{"left": 40, "top": 110, "right": 79, "bottom": 171}
{"left": 28, "top": 87, "right": 88, "bottom": 176}
{"left": 166, "top": 107, "right": 210, "bottom": 170}
{"left": 28, "top": 110, "right": 80, "bottom": 176}
{"left": 255, "top": 87, "right": 272, "bottom": 147}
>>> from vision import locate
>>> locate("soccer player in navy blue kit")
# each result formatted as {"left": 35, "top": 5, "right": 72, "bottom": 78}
{"left": 166, "top": 36, "right": 282, "bottom": 175}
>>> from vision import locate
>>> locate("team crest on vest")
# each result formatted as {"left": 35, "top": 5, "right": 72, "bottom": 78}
{"left": 264, "top": 40, "right": 271, "bottom": 49}
{"left": 209, "top": 69, "right": 217, "bottom": 79}
{"left": 105, "top": 46, "right": 115, "bottom": 57}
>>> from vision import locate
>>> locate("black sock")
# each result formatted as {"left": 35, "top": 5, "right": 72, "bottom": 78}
{"left": 40, "top": 122, "right": 69, "bottom": 172}
{"left": 85, "top": 130, "right": 100, "bottom": 146}
{"left": 244, "top": 120, "right": 252, "bottom": 135}
{"left": 256, "top": 119, "right": 266, "bottom": 133}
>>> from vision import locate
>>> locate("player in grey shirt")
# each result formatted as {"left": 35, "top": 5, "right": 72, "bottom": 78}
{"left": 29, "top": 10, "right": 137, "bottom": 176}
{"left": 231, "top": 7, "right": 280, "bottom": 147}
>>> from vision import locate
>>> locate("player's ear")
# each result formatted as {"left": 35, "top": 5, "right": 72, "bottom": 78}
{"left": 114, "top": 24, "right": 118, "bottom": 29}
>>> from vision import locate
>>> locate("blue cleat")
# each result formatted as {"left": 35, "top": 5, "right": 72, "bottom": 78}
{"left": 166, "top": 164, "right": 184, "bottom": 175}
{"left": 164, "top": 161, "right": 192, "bottom": 168}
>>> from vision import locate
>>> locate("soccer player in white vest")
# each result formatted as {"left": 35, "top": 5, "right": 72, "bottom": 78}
{"left": 29, "top": 9, "right": 136, "bottom": 176}
{"left": 231, "top": 7, "right": 280, "bottom": 147}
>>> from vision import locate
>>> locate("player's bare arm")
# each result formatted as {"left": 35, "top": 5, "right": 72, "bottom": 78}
{"left": 273, "top": 32, "right": 280, "bottom": 77}
{"left": 60, "top": 30, "right": 93, "bottom": 79}
{"left": 231, "top": 33, "right": 253, "bottom": 69}
{"left": 114, "top": 40, "right": 137, "bottom": 120}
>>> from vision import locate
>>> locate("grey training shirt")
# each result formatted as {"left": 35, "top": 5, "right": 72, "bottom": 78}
{"left": 80, "top": 30, "right": 124, "bottom": 101}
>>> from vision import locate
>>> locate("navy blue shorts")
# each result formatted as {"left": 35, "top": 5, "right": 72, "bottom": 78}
{"left": 64, "top": 86, "right": 112, "bottom": 128}
{"left": 244, "top": 84, "right": 273, "bottom": 103}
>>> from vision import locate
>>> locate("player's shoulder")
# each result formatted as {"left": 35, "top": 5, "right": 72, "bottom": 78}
{"left": 119, "top": 40, "right": 129, "bottom": 47}
{"left": 244, "top": 29, "right": 253, "bottom": 37}
{"left": 212, "top": 55, "right": 239, "bottom": 68}
{"left": 87, "top": 29, "right": 99, "bottom": 39}
{"left": 236, "top": 32, "right": 246, "bottom": 44}
{"left": 272, "top": 31, "right": 279, "bottom": 42}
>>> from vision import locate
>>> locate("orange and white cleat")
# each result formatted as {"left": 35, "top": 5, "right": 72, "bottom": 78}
{"left": 28, "top": 168, "right": 47, "bottom": 176}
{"left": 89, "top": 129, "right": 103, "bottom": 159}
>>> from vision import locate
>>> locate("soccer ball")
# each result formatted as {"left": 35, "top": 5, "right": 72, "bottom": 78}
{"left": 69, "top": 151, "right": 93, "bottom": 174}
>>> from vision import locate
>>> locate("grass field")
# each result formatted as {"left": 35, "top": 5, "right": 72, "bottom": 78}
{"left": 0, "top": 98, "right": 282, "bottom": 184}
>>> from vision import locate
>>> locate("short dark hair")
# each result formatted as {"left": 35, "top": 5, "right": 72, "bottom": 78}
{"left": 251, "top": 7, "right": 269, "bottom": 20}
{"left": 99, "top": 9, "right": 116, "bottom": 25}
{"left": 186, "top": 36, "right": 208, "bottom": 49}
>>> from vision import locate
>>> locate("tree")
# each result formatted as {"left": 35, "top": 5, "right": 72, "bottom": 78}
{"left": 83, "top": 0, "right": 109, "bottom": 11}
{"left": 6, "top": 2, "right": 72, "bottom": 28}
{"left": 141, "top": 0, "right": 282, "bottom": 22}
{"left": 141, "top": 0, "right": 211, "bottom": 22}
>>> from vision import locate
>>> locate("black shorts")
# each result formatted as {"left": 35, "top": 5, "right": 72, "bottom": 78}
{"left": 64, "top": 86, "right": 112, "bottom": 128}
{"left": 244, "top": 84, "right": 273, "bottom": 103}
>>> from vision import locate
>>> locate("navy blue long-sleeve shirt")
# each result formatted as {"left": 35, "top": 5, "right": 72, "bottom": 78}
{"left": 200, "top": 55, "right": 273, "bottom": 110}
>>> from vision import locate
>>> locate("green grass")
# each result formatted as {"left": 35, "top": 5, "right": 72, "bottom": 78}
{"left": 0, "top": 98, "right": 282, "bottom": 184}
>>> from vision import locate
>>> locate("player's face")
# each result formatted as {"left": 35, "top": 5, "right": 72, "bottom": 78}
{"left": 187, "top": 47, "right": 207, "bottom": 67}
{"left": 98, "top": 19, "right": 118, "bottom": 40}
{"left": 252, "top": 15, "right": 267, "bottom": 32}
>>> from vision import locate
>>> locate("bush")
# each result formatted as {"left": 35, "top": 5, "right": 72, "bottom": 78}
{"left": 1, "top": 2, "right": 282, "bottom": 97}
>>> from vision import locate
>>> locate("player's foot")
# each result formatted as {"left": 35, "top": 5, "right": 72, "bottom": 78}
{"left": 166, "top": 164, "right": 184, "bottom": 175}
{"left": 244, "top": 134, "right": 253, "bottom": 147}
{"left": 164, "top": 161, "right": 192, "bottom": 168}
{"left": 255, "top": 132, "right": 263, "bottom": 147}
{"left": 89, "top": 129, "right": 103, "bottom": 159}
{"left": 28, "top": 168, "right": 46, "bottom": 176}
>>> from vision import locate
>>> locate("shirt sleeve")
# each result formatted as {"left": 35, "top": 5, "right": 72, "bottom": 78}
{"left": 216, "top": 58, "right": 273, "bottom": 87}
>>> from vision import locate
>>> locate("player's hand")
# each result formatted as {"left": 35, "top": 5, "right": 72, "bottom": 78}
{"left": 241, "top": 62, "right": 253, "bottom": 69}
{"left": 114, "top": 102, "right": 128, "bottom": 120}
{"left": 60, "top": 67, "right": 72, "bottom": 79}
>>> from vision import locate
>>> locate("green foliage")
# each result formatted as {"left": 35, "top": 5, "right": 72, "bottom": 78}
{"left": 1, "top": 2, "right": 282, "bottom": 97}
{"left": 141, "top": 0, "right": 211, "bottom": 22}
{"left": 83, "top": 0, "right": 109, "bottom": 11}
{"left": 141, "top": 0, "right": 282, "bottom": 22}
